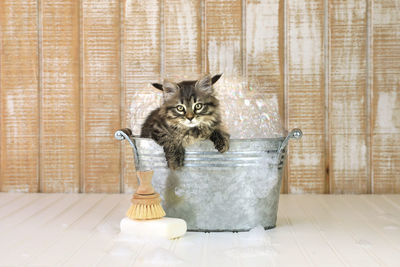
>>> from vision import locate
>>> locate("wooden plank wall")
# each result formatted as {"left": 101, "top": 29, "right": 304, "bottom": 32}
{"left": 329, "top": 0, "right": 368, "bottom": 193}
{"left": 0, "top": 0, "right": 399, "bottom": 193}
{"left": 286, "top": 0, "right": 326, "bottom": 193}
{"left": 371, "top": 0, "right": 400, "bottom": 193}
{"left": 41, "top": 0, "right": 80, "bottom": 193}
{"left": 81, "top": 0, "right": 121, "bottom": 193}
{"left": 0, "top": 0, "right": 39, "bottom": 192}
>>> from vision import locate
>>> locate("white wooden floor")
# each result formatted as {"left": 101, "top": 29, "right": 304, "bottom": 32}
{"left": 0, "top": 193, "right": 399, "bottom": 267}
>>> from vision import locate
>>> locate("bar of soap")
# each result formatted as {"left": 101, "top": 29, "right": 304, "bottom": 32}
{"left": 120, "top": 217, "right": 187, "bottom": 239}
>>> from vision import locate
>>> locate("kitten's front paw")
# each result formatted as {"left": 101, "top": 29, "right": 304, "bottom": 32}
{"left": 167, "top": 159, "right": 183, "bottom": 170}
{"left": 211, "top": 131, "right": 230, "bottom": 153}
{"left": 167, "top": 160, "right": 179, "bottom": 170}
{"left": 166, "top": 151, "right": 185, "bottom": 170}
{"left": 216, "top": 136, "right": 229, "bottom": 153}
{"left": 164, "top": 145, "right": 185, "bottom": 170}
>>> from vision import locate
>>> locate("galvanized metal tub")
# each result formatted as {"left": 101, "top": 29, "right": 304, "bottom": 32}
{"left": 115, "top": 128, "right": 302, "bottom": 232}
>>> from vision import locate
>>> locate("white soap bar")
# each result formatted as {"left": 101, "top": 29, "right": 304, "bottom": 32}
{"left": 120, "top": 217, "right": 187, "bottom": 239}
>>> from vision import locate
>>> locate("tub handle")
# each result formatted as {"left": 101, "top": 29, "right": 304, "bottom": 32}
{"left": 115, "top": 128, "right": 139, "bottom": 166}
{"left": 278, "top": 128, "right": 302, "bottom": 153}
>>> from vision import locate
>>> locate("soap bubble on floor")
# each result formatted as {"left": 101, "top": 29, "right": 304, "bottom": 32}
{"left": 238, "top": 225, "right": 273, "bottom": 247}
{"left": 225, "top": 225, "right": 277, "bottom": 259}
{"left": 107, "top": 235, "right": 178, "bottom": 263}
{"left": 115, "top": 232, "right": 174, "bottom": 247}
{"left": 224, "top": 245, "right": 276, "bottom": 258}
{"left": 136, "top": 247, "right": 184, "bottom": 266}
{"left": 96, "top": 222, "right": 120, "bottom": 235}
{"left": 108, "top": 242, "right": 134, "bottom": 256}
{"left": 355, "top": 239, "right": 372, "bottom": 248}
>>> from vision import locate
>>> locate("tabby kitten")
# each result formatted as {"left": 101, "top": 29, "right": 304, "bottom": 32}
{"left": 140, "top": 74, "right": 230, "bottom": 170}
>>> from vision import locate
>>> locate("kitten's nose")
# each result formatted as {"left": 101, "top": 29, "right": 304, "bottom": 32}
{"left": 186, "top": 114, "right": 194, "bottom": 121}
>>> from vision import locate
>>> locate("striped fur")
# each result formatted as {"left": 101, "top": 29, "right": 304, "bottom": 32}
{"left": 141, "top": 74, "right": 230, "bottom": 169}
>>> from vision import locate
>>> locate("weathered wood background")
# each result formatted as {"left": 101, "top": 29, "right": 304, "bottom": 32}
{"left": 0, "top": 0, "right": 399, "bottom": 193}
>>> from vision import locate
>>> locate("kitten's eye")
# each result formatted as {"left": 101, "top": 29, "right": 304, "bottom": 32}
{"left": 194, "top": 103, "right": 203, "bottom": 110}
{"left": 176, "top": 105, "right": 185, "bottom": 112}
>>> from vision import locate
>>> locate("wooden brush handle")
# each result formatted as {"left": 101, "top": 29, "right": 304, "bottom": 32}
{"left": 136, "top": 170, "right": 155, "bottom": 195}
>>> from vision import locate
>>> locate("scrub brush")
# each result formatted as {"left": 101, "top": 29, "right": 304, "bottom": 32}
{"left": 126, "top": 170, "right": 166, "bottom": 220}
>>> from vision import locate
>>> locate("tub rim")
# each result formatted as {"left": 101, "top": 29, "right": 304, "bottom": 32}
{"left": 115, "top": 128, "right": 302, "bottom": 153}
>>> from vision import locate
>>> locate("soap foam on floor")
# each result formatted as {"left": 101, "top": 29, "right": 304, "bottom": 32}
{"left": 108, "top": 242, "right": 134, "bottom": 256}
{"left": 106, "top": 223, "right": 275, "bottom": 264}
{"left": 244, "top": 225, "right": 272, "bottom": 241}
{"left": 238, "top": 225, "right": 272, "bottom": 246}
{"left": 107, "top": 233, "right": 184, "bottom": 265}
{"left": 225, "top": 225, "right": 277, "bottom": 259}
{"left": 116, "top": 232, "right": 174, "bottom": 247}
{"left": 224, "top": 246, "right": 276, "bottom": 258}
{"left": 96, "top": 222, "right": 120, "bottom": 235}
{"left": 137, "top": 247, "right": 184, "bottom": 266}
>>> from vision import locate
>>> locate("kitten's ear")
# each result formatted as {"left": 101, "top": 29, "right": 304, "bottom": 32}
{"left": 195, "top": 74, "right": 213, "bottom": 94}
{"left": 211, "top": 73, "right": 223, "bottom": 84}
{"left": 162, "top": 80, "right": 179, "bottom": 99}
{"left": 151, "top": 83, "right": 163, "bottom": 91}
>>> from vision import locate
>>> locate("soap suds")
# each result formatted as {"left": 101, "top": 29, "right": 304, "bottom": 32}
{"left": 116, "top": 233, "right": 174, "bottom": 247}
{"left": 107, "top": 233, "right": 177, "bottom": 261}
{"left": 225, "top": 225, "right": 277, "bottom": 259}
{"left": 96, "top": 222, "right": 120, "bottom": 235}
{"left": 107, "top": 224, "right": 278, "bottom": 265}
{"left": 108, "top": 242, "right": 134, "bottom": 256}
{"left": 137, "top": 247, "right": 184, "bottom": 266}
{"left": 355, "top": 239, "right": 372, "bottom": 248}
{"left": 238, "top": 225, "right": 273, "bottom": 247}
{"left": 383, "top": 225, "right": 399, "bottom": 231}
{"left": 225, "top": 246, "right": 276, "bottom": 258}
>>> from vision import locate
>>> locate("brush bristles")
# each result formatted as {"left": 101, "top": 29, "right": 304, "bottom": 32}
{"left": 126, "top": 203, "right": 166, "bottom": 220}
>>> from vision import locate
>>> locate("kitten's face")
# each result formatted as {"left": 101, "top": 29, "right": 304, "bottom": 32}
{"left": 165, "top": 81, "right": 219, "bottom": 129}
{"left": 155, "top": 74, "right": 222, "bottom": 129}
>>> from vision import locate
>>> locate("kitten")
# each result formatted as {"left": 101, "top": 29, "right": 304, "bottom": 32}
{"left": 140, "top": 74, "right": 230, "bottom": 170}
